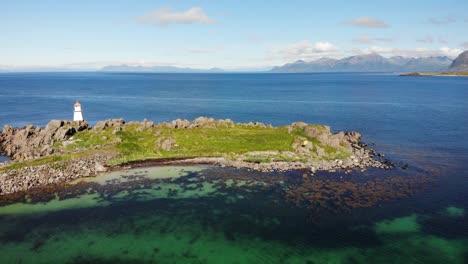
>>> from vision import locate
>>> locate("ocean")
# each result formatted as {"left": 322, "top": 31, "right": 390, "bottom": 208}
{"left": 0, "top": 72, "right": 467, "bottom": 263}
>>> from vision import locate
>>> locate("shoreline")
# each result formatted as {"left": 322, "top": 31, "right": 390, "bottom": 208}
{"left": 0, "top": 153, "right": 393, "bottom": 197}
{"left": 0, "top": 159, "right": 400, "bottom": 208}
{"left": 112, "top": 154, "right": 392, "bottom": 173}
{"left": 1, "top": 117, "right": 393, "bottom": 196}
{"left": 399, "top": 72, "right": 468, "bottom": 77}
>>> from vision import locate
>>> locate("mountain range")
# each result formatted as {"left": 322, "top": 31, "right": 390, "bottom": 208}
{"left": 271, "top": 53, "right": 454, "bottom": 73}
{"left": 448, "top": 51, "right": 468, "bottom": 72}
{"left": 1, "top": 51, "right": 466, "bottom": 73}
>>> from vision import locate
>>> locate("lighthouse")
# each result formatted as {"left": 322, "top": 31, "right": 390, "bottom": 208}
{"left": 73, "top": 101, "right": 84, "bottom": 121}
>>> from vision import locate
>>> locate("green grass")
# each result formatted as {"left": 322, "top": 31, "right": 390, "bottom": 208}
{"left": 4, "top": 122, "right": 352, "bottom": 169}
{"left": 67, "top": 128, "right": 118, "bottom": 149}
{"left": 106, "top": 124, "right": 299, "bottom": 165}
{"left": 108, "top": 123, "right": 351, "bottom": 164}
{"left": 166, "top": 125, "right": 294, "bottom": 156}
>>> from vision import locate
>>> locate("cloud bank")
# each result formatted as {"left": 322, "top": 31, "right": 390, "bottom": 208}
{"left": 352, "top": 46, "right": 462, "bottom": 58}
{"left": 274, "top": 41, "right": 339, "bottom": 60}
{"left": 138, "top": 7, "right": 215, "bottom": 26}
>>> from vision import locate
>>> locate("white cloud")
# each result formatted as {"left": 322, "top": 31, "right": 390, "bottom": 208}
{"left": 373, "top": 46, "right": 395, "bottom": 53}
{"left": 352, "top": 35, "right": 393, "bottom": 44}
{"left": 138, "top": 7, "right": 215, "bottom": 26}
{"left": 360, "top": 46, "right": 394, "bottom": 54}
{"left": 463, "top": 42, "right": 468, "bottom": 49}
{"left": 343, "top": 17, "right": 389, "bottom": 28}
{"left": 352, "top": 46, "right": 462, "bottom": 58}
{"left": 313, "top": 42, "right": 339, "bottom": 52}
{"left": 273, "top": 40, "right": 339, "bottom": 60}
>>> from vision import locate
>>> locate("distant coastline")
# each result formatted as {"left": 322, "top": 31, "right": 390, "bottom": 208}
{"left": 2, "top": 50, "right": 467, "bottom": 74}
{"left": 400, "top": 72, "right": 468, "bottom": 77}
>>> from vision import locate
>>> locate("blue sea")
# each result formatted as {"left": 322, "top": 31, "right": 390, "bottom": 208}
{"left": 0, "top": 72, "right": 467, "bottom": 263}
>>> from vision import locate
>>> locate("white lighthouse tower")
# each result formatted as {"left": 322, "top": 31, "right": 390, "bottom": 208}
{"left": 73, "top": 101, "right": 84, "bottom": 121}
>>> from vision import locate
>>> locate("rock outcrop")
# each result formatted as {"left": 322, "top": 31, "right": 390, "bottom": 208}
{"left": 93, "top": 118, "right": 125, "bottom": 132}
{"left": 449, "top": 50, "right": 468, "bottom": 72}
{"left": 0, "top": 153, "right": 114, "bottom": 195}
{"left": 0, "top": 120, "right": 89, "bottom": 161}
{"left": 165, "top": 117, "right": 235, "bottom": 129}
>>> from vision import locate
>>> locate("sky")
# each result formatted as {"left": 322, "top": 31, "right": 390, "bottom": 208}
{"left": 1, "top": 0, "right": 468, "bottom": 70}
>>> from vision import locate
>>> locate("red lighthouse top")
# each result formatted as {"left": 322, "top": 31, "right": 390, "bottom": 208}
{"left": 74, "top": 101, "right": 81, "bottom": 107}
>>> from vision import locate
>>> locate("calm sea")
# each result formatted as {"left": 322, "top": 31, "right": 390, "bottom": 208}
{"left": 0, "top": 72, "right": 467, "bottom": 263}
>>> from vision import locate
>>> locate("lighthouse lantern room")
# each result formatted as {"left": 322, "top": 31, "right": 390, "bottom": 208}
{"left": 73, "top": 101, "right": 84, "bottom": 121}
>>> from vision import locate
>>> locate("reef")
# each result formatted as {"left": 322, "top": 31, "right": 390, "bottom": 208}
{"left": 0, "top": 166, "right": 430, "bottom": 219}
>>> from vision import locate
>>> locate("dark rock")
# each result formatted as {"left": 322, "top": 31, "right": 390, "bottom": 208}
{"left": 171, "top": 119, "right": 191, "bottom": 129}
{"left": 344, "top": 131, "right": 362, "bottom": 144}
{"left": 449, "top": 50, "right": 468, "bottom": 72}
{"left": 0, "top": 120, "right": 89, "bottom": 162}
{"left": 93, "top": 118, "right": 125, "bottom": 131}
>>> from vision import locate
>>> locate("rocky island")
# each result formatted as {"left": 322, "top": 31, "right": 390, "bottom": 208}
{"left": 0, "top": 117, "right": 391, "bottom": 195}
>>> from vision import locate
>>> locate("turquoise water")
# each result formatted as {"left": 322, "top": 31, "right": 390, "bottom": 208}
{"left": 0, "top": 72, "right": 467, "bottom": 263}
{"left": 0, "top": 165, "right": 466, "bottom": 263}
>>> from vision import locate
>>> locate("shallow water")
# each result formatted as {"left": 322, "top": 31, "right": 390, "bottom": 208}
{"left": 0, "top": 72, "right": 467, "bottom": 263}
{"left": 0, "top": 165, "right": 466, "bottom": 263}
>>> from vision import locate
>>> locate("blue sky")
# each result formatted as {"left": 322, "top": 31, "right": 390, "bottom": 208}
{"left": 1, "top": 0, "right": 467, "bottom": 70}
